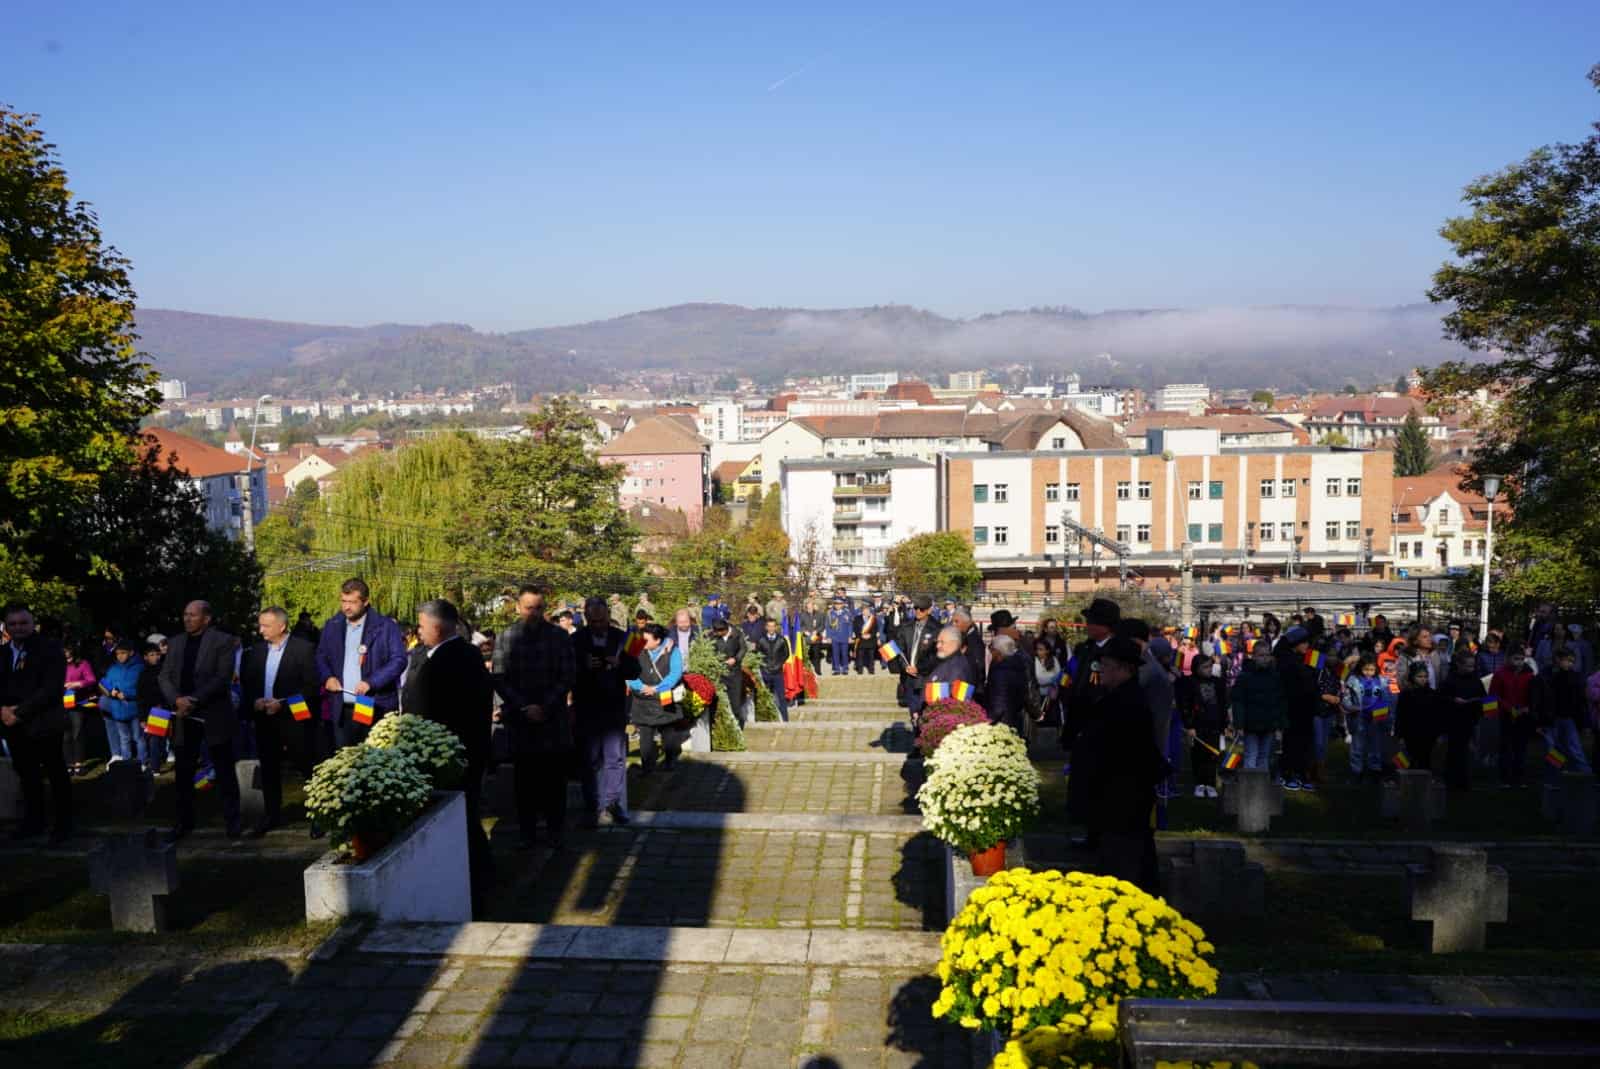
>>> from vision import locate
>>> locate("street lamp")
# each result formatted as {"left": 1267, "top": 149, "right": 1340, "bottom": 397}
{"left": 239, "top": 393, "right": 271, "bottom": 551}
{"left": 1479, "top": 474, "right": 1502, "bottom": 643}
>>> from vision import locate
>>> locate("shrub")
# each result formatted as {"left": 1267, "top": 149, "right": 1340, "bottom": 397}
{"left": 915, "top": 699, "right": 990, "bottom": 757}
{"left": 364, "top": 712, "right": 467, "bottom": 789}
{"left": 933, "top": 869, "right": 1218, "bottom": 1058}
{"left": 917, "top": 723, "right": 1039, "bottom": 854}
{"left": 743, "top": 650, "right": 780, "bottom": 722}
{"left": 304, "top": 745, "right": 433, "bottom": 853}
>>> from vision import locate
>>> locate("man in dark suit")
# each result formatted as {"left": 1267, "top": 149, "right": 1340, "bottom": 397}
{"left": 491, "top": 585, "right": 575, "bottom": 850}
{"left": 238, "top": 606, "right": 321, "bottom": 838}
{"left": 1, "top": 603, "right": 72, "bottom": 842}
{"left": 315, "top": 577, "right": 408, "bottom": 746}
{"left": 159, "top": 600, "right": 242, "bottom": 841}
{"left": 571, "top": 596, "right": 641, "bottom": 827}
{"left": 951, "top": 608, "right": 988, "bottom": 702}
{"left": 897, "top": 595, "right": 942, "bottom": 717}
{"left": 403, "top": 598, "right": 494, "bottom": 913}
{"left": 1063, "top": 597, "right": 1122, "bottom": 752}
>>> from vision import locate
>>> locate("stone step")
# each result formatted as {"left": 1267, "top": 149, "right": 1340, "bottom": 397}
{"left": 629, "top": 757, "right": 921, "bottom": 816}
{"left": 743, "top": 725, "right": 913, "bottom": 755}
{"left": 786, "top": 706, "right": 906, "bottom": 724}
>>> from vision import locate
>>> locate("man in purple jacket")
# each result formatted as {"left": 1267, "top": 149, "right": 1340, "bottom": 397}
{"left": 316, "top": 578, "right": 408, "bottom": 745}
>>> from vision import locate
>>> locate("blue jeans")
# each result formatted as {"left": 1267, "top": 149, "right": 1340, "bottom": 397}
{"left": 582, "top": 729, "right": 629, "bottom": 815}
{"left": 1312, "top": 715, "right": 1331, "bottom": 762}
{"left": 761, "top": 669, "right": 789, "bottom": 722}
{"left": 104, "top": 718, "right": 146, "bottom": 764}
{"left": 830, "top": 641, "right": 850, "bottom": 674}
{"left": 1351, "top": 714, "right": 1388, "bottom": 773}
{"left": 1547, "top": 718, "right": 1593, "bottom": 781}
{"left": 1243, "top": 731, "right": 1274, "bottom": 770}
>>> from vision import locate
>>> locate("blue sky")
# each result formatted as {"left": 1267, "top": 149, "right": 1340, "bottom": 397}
{"left": 7, "top": 1, "right": 1597, "bottom": 330}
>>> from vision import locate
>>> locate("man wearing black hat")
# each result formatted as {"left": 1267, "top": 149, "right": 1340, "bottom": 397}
{"left": 897, "top": 596, "right": 942, "bottom": 715}
{"left": 1063, "top": 597, "right": 1121, "bottom": 751}
{"left": 709, "top": 616, "right": 748, "bottom": 726}
{"left": 1066, "top": 635, "right": 1168, "bottom": 892}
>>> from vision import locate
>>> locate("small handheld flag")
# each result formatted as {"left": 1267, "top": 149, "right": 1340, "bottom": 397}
{"left": 1370, "top": 704, "right": 1391, "bottom": 723}
{"left": 1193, "top": 737, "right": 1221, "bottom": 757}
{"left": 352, "top": 694, "right": 375, "bottom": 726}
{"left": 924, "top": 682, "right": 951, "bottom": 704}
{"left": 194, "top": 766, "right": 216, "bottom": 792}
{"left": 1216, "top": 640, "right": 1231, "bottom": 656}
{"left": 950, "top": 680, "right": 974, "bottom": 702}
{"left": 1223, "top": 749, "right": 1243, "bottom": 771}
{"left": 659, "top": 690, "right": 676, "bottom": 708}
{"left": 1186, "top": 625, "right": 1199, "bottom": 640}
{"left": 1545, "top": 747, "right": 1568, "bottom": 770}
{"left": 624, "top": 632, "right": 646, "bottom": 658}
{"left": 878, "top": 639, "right": 904, "bottom": 664}
{"left": 1393, "top": 750, "right": 1411, "bottom": 770}
{"left": 145, "top": 709, "right": 172, "bottom": 738}
{"left": 1305, "top": 649, "right": 1324, "bottom": 670}
{"left": 1481, "top": 697, "right": 1500, "bottom": 718}
{"left": 1338, "top": 613, "right": 1356, "bottom": 627}
{"left": 287, "top": 694, "right": 311, "bottom": 721}
{"left": 63, "top": 689, "right": 76, "bottom": 709}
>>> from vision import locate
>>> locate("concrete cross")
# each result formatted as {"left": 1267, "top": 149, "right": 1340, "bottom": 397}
{"left": 1408, "top": 845, "right": 1508, "bottom": 954}
{"left": 1220, "top": 768, "right": 1284, "bottom": 834}
{"left": 88, "top": 829, "right": 180, "bottom": 933}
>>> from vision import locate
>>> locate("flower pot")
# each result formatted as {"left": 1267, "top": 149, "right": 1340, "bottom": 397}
{"left": 968, "top": 841, "right": 1007, "bottom": 877}
{"left": 349, "top": 830, "right": 391, "bottom": 862}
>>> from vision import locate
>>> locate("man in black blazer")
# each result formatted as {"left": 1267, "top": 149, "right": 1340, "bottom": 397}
{"left": 403, "top": 598, "right": 494, "bottom": 913}
{"left": 491, "top": 585, "right": 575, "bottom": 850}
{"left": 239, "top": 606, "right": 321, "bottom": 838}
{"left": 896, "top": 595, "right": 942, "bottom": 718}
{"left": 0, "top": 603, "right": 72, "bottom": 842}
{"left": 158, "top": 600, "right": 242, "bottom": 841}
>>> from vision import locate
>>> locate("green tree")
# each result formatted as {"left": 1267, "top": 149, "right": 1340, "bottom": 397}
{"left": 885, "top": 532, "right": 981, "bottom": 600}
{"left": 1424, "top": 65, "right": 1600, "bottom": 599}
{"left": 1250, "top": 390, "right": 1274, "bottom": 407}
{"left": 0, "top": 107, "right": 156, "bottom": 530}
{"left": 1393, "top": 375, "right": 1411, "bottom": 395}
{"left": 257, "top": 480, "right": 330, "bottom": 617}
{"left": 1392, "top": 410, "right": 1436, "bottom": 476}
{"left": 1317, "top": 431, "right": 1351, "bottom": 448}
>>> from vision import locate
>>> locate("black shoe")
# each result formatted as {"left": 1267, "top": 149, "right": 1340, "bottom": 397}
{"left": 246, "top": 820, "right": 277, "bottom": 839}
{"left": 607, "top": 804, "right": 631, "bottom": 827}
{"left": 163, "top": 826, "right": 192, "bottom": 845}
{"left": 47, "top": 825, "right": 73, "bottom": 845}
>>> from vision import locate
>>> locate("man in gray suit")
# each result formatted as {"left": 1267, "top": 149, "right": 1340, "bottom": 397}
{"left": 159, "top": 600, "right": 242, "bottom": 841}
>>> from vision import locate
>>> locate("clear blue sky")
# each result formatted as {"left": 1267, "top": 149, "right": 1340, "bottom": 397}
{"left": 7, "top": 1, "right": 1597, "bottom": 330}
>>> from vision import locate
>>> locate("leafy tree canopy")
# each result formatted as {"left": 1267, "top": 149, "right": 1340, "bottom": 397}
{"left": 1249, "top": 390, "right": 1274, "bottom": 406}
{"left": 885, "top": 532, "right": 981, "bottom": 601}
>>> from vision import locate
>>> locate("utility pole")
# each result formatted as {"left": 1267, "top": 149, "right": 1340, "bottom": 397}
{"left": 1180, "top": 540, "right": 1194, "bottom": 631}
{"left": 238, "top": 472, "right": 257, "bottom": 552}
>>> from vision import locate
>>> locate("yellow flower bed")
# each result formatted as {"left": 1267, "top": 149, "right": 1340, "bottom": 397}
{"left": 933, "top": 868, "right": 1219, "bottom": 1068}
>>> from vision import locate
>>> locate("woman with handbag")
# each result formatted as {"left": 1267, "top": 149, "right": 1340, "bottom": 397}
{"left": 627, "top": 624, "right": 687, "bottom": 776}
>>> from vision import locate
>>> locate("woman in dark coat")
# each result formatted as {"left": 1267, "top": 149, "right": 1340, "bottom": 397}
{"left": 1437, "top": 647, "right": 1486, "bottom": 790}
{"left": 1394, "top": 660, "right": 1442, "bottom": 772}
{"left": 984, "top": 634, "right": 1029, "bottom": 736}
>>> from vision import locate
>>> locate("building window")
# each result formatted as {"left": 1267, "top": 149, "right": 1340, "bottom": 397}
{"left": 1325, "top": 478, "right": 1341, "bottom": 497}
{"left": 1207, "top": 523, "right": 1223, "bottom": 542}
{"left": 973, "top": 526, "right": 988, "bottom": 545}
{"left": 993, "top": 526, "right": 1009, "bottom": 546}
{"left": 1187, "top": 481, "right": 1202, "bottom": 500}
{"left": 1346, "top": 478, "right": 1362, "bottom": 497}
{"left": 1281, "top": 479, "right": 1296, "bottom": 498}
{"left": 1260, "top": 522, "right": 1275, "bottom": 541}
{"left": 1045, "top": 526, "right": 1060, "bottom": 545}
{"left": 1209, "top": 481, "right": 1224, "bottom": 500}
{"left": 993, "top": 484, "right": 1009, "bottom": 503}
{"left": 1400, "top": 542, "right": 1410, "bottom": 559}
{"left": 1136, "top": 524, "right": 1151, "bottom": 543}
{"left": 1438, "top": 507, "right": 1450, "bottom": 525}
{"left": 1260, "top": 479, "right": 1275, "bottom": 498}
{"left": 1326, "top": 521, "right": 1340, "bottom": 540}
{"left": 1346, "top": 521, "right": 1362, "bottom": 540}
{"left": 1116, "top": 525, "right": 1131, "bottom": 544}
{"left": 1051, "top": 436, "right": 1067, "bottom": 449}
{"left": 973, "top": 485, "right": 988, "bottom": 504}
{"left": 1187, "top": 523, "right": 1202, "bottom": 543}
{"left": 1137, "top": 481, "right": 1152, "bottom": 500}
{"left": 1116, "top": 481, "right": 1131, "bottom": 500}
{"left": 1064, "top": 483, "right": 1080, "bottom": 501}
{"left": 1045, "top": 483, "right": 1059, "bottom": 502}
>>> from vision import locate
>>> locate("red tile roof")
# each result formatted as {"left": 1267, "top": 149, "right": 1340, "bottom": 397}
{"left": 143, "top": 429, "right": 245, "bottom": 478}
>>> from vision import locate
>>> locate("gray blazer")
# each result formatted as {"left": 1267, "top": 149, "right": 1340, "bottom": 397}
{"left": 159, "top": 627, "right": 239, "bottom": 744}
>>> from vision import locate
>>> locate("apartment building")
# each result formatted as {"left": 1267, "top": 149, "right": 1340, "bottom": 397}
{"left": 780, "top": 458, "right": 938, "bottom": 581}
{"left": 1390, "top": 468, "right": 1507, "bottom": 576}
{"left": 941, "top": 431, "right": 1393, "bottom": 594}
{"left": 1152, "top": 383, "right": 1210, "bottom": 413}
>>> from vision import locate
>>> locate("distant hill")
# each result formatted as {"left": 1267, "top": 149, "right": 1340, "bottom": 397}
{"left": 132, "top": 302, "right": 1470, "bottom": 396}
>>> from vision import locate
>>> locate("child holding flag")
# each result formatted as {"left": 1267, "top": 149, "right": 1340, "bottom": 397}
{"left": 1534, "top": 647, "right": 1593, "bottom": 785}
{"left": 1394, "top": 662, "right": 1442, "bottom": 772}
{"left": 1342, "top": 655, "right": 1390, "bottom": 781}
{"left": 1176, "top": 653, "right": 1228, "bottom": 797}
{"left": 136, "top": 640, "right": 168, "bottom": 774}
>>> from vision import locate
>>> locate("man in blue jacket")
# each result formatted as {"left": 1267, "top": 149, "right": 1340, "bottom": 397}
{"left": 825, "top": 598, "right": 854, "bottom": 676}
{"left": 316, "top": 578, "right": 408, "bottom": 746}
{"left": 700, "top": 594, "right": 729, "bottom": 633}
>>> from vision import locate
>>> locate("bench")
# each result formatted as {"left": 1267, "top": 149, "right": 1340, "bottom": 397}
{"left": 1117, "top": 999, "right": 1600, "bottom": 1067}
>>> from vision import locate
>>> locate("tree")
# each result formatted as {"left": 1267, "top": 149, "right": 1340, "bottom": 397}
{"left": 1392, "top": 410, "right": 1436, "bottom": 477}
{"left": 1423, "top": 65, "right": 1600, "bottom": 599}
{"left": 885, "top": 532, "right": 981, "bottom": 601}
{"left": 1393, "top": 375, "right": 1411, "bottom": 396}
{"left": 1317, "top": 431, "right": 1351, "bottom": 448}
{"left": 0, "top": 107, "right": 157, "bottom": 530}
{"left": 256, "top": 480, "right": 330, "bottom": 617}
{"left": 1250, "top": 390, "right": 1274, "bottom": 407}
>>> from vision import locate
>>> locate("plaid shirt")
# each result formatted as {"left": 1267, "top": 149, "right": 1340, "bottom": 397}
{"left": 492, "top": 617, "right": 575, "bottom": 714}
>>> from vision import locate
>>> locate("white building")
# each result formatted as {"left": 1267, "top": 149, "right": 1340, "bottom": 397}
{"left": 1152, "top": 383, "right": 1210, "bottom": 413}
{"left": 849, "top": 371, "right": 899, "bottom": 396}
{"left": 146, "top": 428, "right": 269, "bottom": 537}
{"left": 781, "top": 458, "right": 938, "bottom": 580}
{"left": 157, "top": 378, "right": 188, "bottom": 401}
{"left": 1390, "top": 467, "right": 1504, "bottom": 576}
{"left": 948, "top": 371, "right": 985, "bottom": 391}
{"left": 696, "top": 401, "right": 744, "bottom": 444}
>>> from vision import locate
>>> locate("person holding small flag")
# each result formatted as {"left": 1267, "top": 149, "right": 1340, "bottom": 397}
{"left": 0, "top": 603, "right": 72, "bottom": 843}
{"left": 1490, "top": 650, "right": 1537, "bottom": 788}
{"left": 1438, "top": 646, "right": 1487, "bottom": 791}
{"left": 136, "top": 640, "right": 168, "bottom": 774}
{"left": 1534, "top": 646, "right": 1592, "bottom": 784}
{"left": 159, "top": 600, "right": 243, "bottom": 841}
{"left": 629, "top": 622, "right": 692, "bottom": 767}
{"left": 1394, "top": 661, "right": 1442, "bottom": 772}
{"left": 1230, "top": 642, "right": 1286, "bottom": 773}
{"left": 239, "top": 606, "right": 322, "bottom": 838}
{"left": 1342, "top": 654, "right": 1390, "bottom": 781}
{"left": 98, "top": 639, "right": 146, "bottom": 773}
{"left": 61, "top": 641, "right": 98, "bottom": 777}
{"left": 896, "top": 596, "right": 941, "bottom": 717}
{"left": 925, "top": 627, "right": 977, "bottom": 695}
{"left": 315, "top": 578, "right": 407, "bottom": 747}
{"left": 1175, "top": 652, "right": 1228, "bottom": 797}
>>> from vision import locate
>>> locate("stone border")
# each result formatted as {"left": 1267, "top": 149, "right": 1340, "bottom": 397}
{"left": 627, "top": 810, "right": 924, "bottom": 833}
{"left": 744, "top": 720, "right": 909, "bottom": 731}
{"left": 178, "top": 1001, "right": 279, "bottom": 1069}
{"left": 686, "top": 751, "right": 914, "bottom": 765}
{"left": 358, "top": 922, "right": 941, "bottom": 967}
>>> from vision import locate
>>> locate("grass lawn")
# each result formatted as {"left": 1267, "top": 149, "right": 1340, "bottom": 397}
{"left": 0, "top": 854, "right": 334, "bottom": 952}
{"left": 0, "top": 1009, "right": 231, "bottom": 1068}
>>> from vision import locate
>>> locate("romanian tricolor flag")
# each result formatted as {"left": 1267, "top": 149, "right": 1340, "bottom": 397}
{"left": 1216, "top": 640, "right": 1231, "bottom": 656}
{"left": 660, "top": 689, "right": 676, "bottom": 708}
{"left": 194, "top": 766, "right": 215, "bottom": 792}
{"left": 145, "top": 709, "right": 172, "bottom": 738}
{"left": 1223, "top": 749, "right": 1243, "bottom": 771}
{"left": 287, "top": 694, "right": 311, "bottom": 722}
{"left": 1245, "top": 639, "right": 1258, "bottom": 654}
{"left": 63, "top": 689, "right": 76, "bottom": 709}
{"left": 950, "top": 680, "right": 973, "bottom": 702}
{"left": 1545, "top": 747, "right": 1568, "bottom": 770}
{"left": 1186, "top": 625, "right": 1199, "bottom": 640}
{"left": 1481, "top": 697, "right": 1500, "bottom": 718}
{"left": 624, "top": 631, "right": 647, "bottom": 658}
{"left": 352, "top": 694, "right": 375, "bottom": 726}
{"left": 1393, "top": 750, "right": 1411, "bottom": 770}
{"left": 1370, "top": 704, "right": 1391, "bottom": 723}
{"left": 877, "top": 639, "right": 904, "bottom": 664}
{"left": 1305, "top": 649, "right": 1324, "bottom": 670}
{"left": 1338, "top": 613, "right": 1356, "bottom": 627}
{"left": 924, "top": 682, "right": 950, "bottom": 704}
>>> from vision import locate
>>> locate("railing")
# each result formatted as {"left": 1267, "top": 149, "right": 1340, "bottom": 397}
{"left": 833, "top": 536, "right": 865, "bottom": 550}
{"left": 833, "top": 507, "right": 862, "bottom": 521}
{"left": 860, "top": 483, "right": 891, "bottom": 496}
{"left": 832, "top": 484, "right": 862, "bottom": 498}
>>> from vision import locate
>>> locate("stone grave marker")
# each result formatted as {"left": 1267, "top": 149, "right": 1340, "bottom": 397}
{"left": 88, "top": 829, "right": 180, "bottom": 933}
{"left": 100, "top": 760, "right": 152, "bottom": 815}
{"left": 1160, "top": 839, "right": 1265, "bottom": 921}
{"left": 1220, "top": 768, "right": 1284, "bottom": 834}
{"left": 1380, "top": 769, "right": 1447, "bottom": 833}
{"left": 0, "top": 758, "right": 21, "bottom": 822}
{"left": 235, "top": 760, "right": 265, "bottom": 827}
{"left": 1407, "top": 845, "right": 1508, "bottom": 954}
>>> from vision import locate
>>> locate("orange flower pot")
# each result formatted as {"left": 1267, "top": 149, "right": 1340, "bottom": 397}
{"left": 969, "top": 841, "right": 1007, "bottom": 877}
{"left": 349, "top": 831, "right": 391, "bottom": 862}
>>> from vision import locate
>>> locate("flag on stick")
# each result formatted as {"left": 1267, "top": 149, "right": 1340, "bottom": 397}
{"left": 63, "top": 689, "right": 76, "bottom": 709}
{"left": 352, "top": 694, "right": 375, "bottom": 726}
{"left": 145, "top": 709, "right": 171, "bottom": 738}
{"left": 624, "top": 631, "right": 646, "bottom": 658}
{"left": 194, "top": 766, "right": 215, "bottom": 792}
{"left": 1545, "top": 747, "right": 1568, "bottom": 770}
{"left": 1481, "top": 697, "right": 1500, "bottom": 718}
{"left": 924, "top": 682, "right": 951, "bottom": 704}
{"left": 1223, "top": 749, "right": 1243, "bottom": 771}
{"left": 1393, "top": 750, "right": 1411, "bottom": 769}
{"left": 1305, "top": 649, "right": 1324, "bottom": 669}
{"left": 287, "top": 694, "right": 311, "bottom": 721}
{"left": 1370, "top": 704, "right": 1391, "bottom": 723}
{"left": 878, "top": 639, "right": 903, "bottom": 664}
